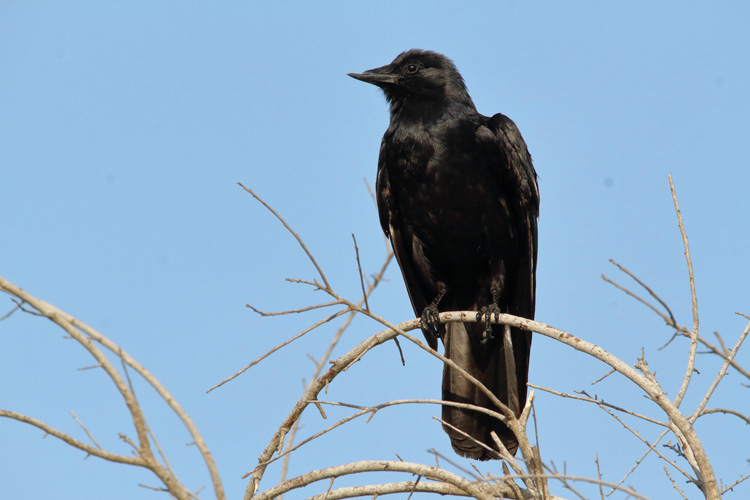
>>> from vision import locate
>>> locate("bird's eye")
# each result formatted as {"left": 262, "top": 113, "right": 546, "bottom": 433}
{"left": 406, "top": 63, "right": 419, "bottom": 74}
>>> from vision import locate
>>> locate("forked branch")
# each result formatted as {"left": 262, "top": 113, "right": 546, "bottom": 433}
{"left": 0, "top": 276, "right": 224, "bottom": 500}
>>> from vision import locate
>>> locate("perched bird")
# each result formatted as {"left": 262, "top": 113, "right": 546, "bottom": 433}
{"left": 349, "top": 50, "right": 539, "bottom": 460}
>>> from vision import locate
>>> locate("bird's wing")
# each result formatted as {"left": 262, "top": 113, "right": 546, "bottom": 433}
{"left": 376, "top": 148, "right": 437, "bottom": 349}
{"left": 444, "top": 112, "right": 538, "bottom": 455}
{"left": 479, "top": 113, "right": 539, "bottom": 316}
{"left": 375, "top": 139, "right": 394, "bottom": 238}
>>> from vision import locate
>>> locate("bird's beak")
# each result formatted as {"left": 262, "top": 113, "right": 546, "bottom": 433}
{"left": 348, "top": 65, "right": 398, "bottom": 86}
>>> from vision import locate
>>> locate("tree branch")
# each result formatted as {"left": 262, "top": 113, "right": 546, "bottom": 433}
{"left": 0, "top": 276, "right": 223, "bottom": 500}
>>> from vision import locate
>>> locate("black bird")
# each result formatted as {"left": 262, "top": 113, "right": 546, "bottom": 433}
{"left": 349, "top": 50, "right": 539, "bottom": 460}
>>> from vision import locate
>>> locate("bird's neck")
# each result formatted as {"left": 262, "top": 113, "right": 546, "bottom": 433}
{"left": 389, "top": 93, "right": 477, "bottom": 128}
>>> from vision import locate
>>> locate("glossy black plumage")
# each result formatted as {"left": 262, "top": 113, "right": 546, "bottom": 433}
{"left": 349, "top": 50, "right": 539, "bottom": 460}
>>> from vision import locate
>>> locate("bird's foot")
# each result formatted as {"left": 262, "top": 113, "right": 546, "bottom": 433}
{"left": 421, "top": 282, "right": 448, "bottom": 341}
{"left": 421, "top": 304, "right": 444, "bottom": 340}
{"left": 476, "top": 304, "right": 502, "bottom": 343}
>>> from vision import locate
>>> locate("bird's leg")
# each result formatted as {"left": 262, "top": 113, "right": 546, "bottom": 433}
{"left": 477, "top": 279, "right": 503, "bottom": 342}
{"left": 421, "top": 282, "right": 447, "bottom": 340}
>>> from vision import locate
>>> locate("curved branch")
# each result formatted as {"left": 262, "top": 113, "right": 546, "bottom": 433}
{"left": 253, "top": 460, "right": 512, "bottom": 500}
{"left": 0, "top": 410, "right": 144, "bottom": 466}
{"left": 0, "top": 276, "right": 223, "bottom": 500}
{"left": 305, "top": 480, "right": 474, "bottom": 499}
{"left": 438, "top": 311, "right": 719, "bottom": 499}
{"left": 244, "top": 322, "right": 404, "bottom": 497}
{"left": 0, "top": 279, "right": 151, "bottom": 454}
{"left": 268, "top": 398, "right": 507, "bottom": 471}
{"left": 246, "top": 307, "right": 722, "bottom": 499}
{"left": 698, "top": 407, "right": 750, "bottom": 426}
{"left": 243, "top": 309, "right": 530, "bottom": 498}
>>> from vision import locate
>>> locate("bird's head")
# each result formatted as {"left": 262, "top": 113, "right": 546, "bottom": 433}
{"left": 348, "top": 49, "right": 474, "bottom": 111}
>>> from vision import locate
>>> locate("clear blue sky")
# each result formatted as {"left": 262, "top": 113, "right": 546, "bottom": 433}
{"left": 2, "top": 2, "right": 749, "bottom": 499}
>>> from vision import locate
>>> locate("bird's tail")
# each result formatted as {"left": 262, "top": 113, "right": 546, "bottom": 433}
{"left": 441, "top": 321, "right": 529, "bottom": 460}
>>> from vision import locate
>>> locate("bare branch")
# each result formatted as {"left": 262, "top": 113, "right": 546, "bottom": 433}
{"left": 591, "top": 369, "right": 616, "bottom": 386}
{"left": 606, "top": 428, "right": 670, "bottom": 495}
{"left": 528, "top": 384, "right": 667, "bottom": 427}
{"left": 590, "top": 395, "right": 693, "bottom": 483}
{"left": 246, "top": 306, "right": 723, "bottom": 499}
{"left": 208, "top": 308, "right": 350, "bottom": 392}
{"left": 0, "top": 410, "right": 144, "bottom": 466}
{"left": 698, "top": 407, "right": 750, "bottom": 426}
{"left": 238, "top": 183, "right": 330, "bottom": 289}
{"left": 306, "top": 480, "right": 475, "bottom": 499}
{"left": 609, "top": 260, "right": 677, "bottom": 327}
{"left": 428, "top": 449, "right": 483, "bottom": 482}
{"left": 542, "top": 461, "right": 588, "bottom": 500}
{"left": 665, "top": 467, "right": 689, "bottom": 500}
{"left": 499, "top": 460, "right": 525, "bottom": 500}
{"left": 351, "top": 234, "right": 369, "bottom": 311}
{"left": 1, "top": 301, "right": 22, "bottom": 321}
{"left": 488, "top": 471, "right": 651, "bottom": 500}
{"left": 246, "top": 300, "right": 340, "bottom": 317}
{"left": 601, "top": 273, "right": 672, "bottom": 327}
{"left": 433, "top": 417, "right": 497, "bottom": 462}
{"left": 696, "top": 332, "right": 750, "bottom": 382}
{"left": 722, "top": 471, "right": 750, "bottom": 494}
{"left": 690, "top": 316, "right": 750, "bottom": 424}
{"left": 256, "top": 398, "right": 508, "bottom": 476}
{"left": 70, "top": 411, "right": 102, "bottom": 450}
{"left": 0, "top": 276, "right": 223, "bottom": 500}
{"left": 669, "top": 175, "right": 699, "bottom": 409}
{"left": 277, "top": 251, "right": 393, "bottom": 489}
{"left": 606, "top": 264, "right": 750, "bottom": 387}
{"left": 253, "top": 460, "right": 515, "bottom": 500}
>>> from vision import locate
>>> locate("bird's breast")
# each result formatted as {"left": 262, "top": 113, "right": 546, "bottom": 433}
{"left": 386, "top": 140, "right": 504, "bottom": 254}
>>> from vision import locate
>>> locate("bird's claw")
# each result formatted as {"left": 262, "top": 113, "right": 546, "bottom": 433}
{"left": 477, "top": 304, "right": 502, "bottom": 343}
{"left": 421, "top": 304, "right": 444, "bottom": 340}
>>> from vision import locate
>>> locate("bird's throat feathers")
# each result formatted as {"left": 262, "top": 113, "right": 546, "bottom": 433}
{"left": 386, "top": 88, "right": 477, "bottom": 127}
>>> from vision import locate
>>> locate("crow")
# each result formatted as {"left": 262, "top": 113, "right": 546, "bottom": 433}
{"left": 349, "top": 50, "right": 539, "bottom": 460}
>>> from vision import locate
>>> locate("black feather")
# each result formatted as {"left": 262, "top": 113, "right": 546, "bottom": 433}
{"left": 350, "top": 49, "right": 539, "bottom": 459}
